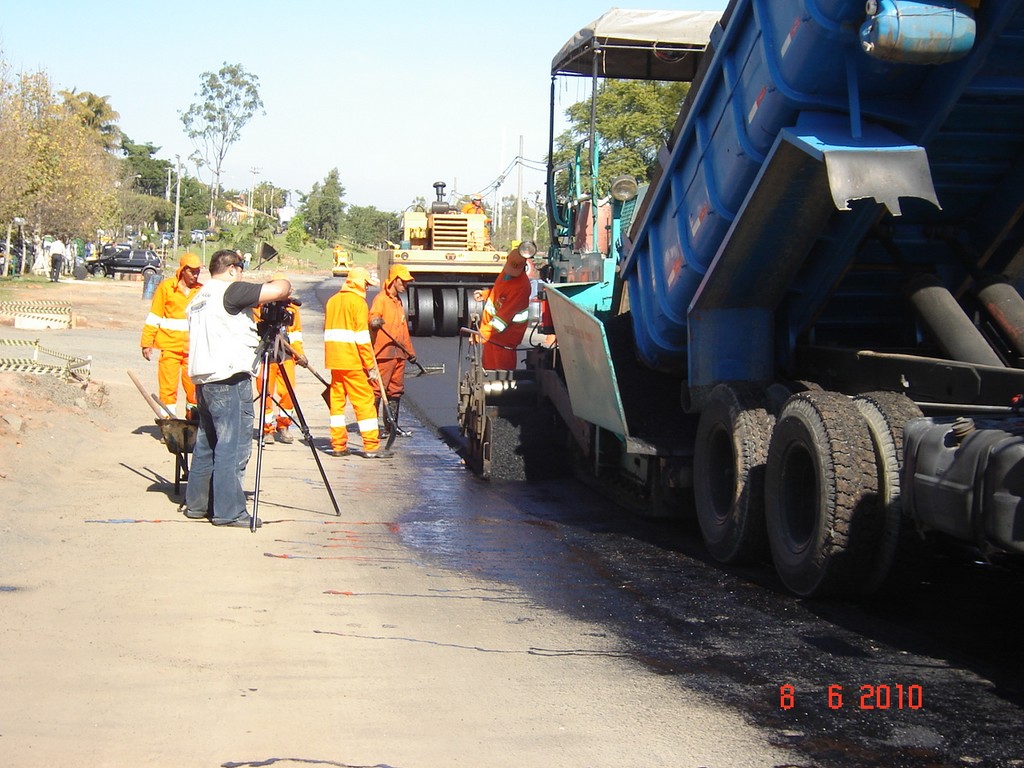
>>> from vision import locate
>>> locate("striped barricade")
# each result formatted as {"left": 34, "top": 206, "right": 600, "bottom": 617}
{"left": 0, "top": 338, "right": 91, "bottom": 380}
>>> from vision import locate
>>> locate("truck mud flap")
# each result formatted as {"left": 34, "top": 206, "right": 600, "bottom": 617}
{"left": 786, "top": 113, "right": 940, "bottom": 217}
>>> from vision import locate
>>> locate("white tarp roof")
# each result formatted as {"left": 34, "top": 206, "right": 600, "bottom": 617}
{"left": 552, "top": 8, "right": 721, "bottom": 81}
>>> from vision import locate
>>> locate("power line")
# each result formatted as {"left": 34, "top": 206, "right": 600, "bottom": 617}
{"left": 460, "top": 155, "right": 547, "bottom": 201}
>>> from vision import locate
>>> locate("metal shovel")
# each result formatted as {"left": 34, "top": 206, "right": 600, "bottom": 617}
{"left": 376, "top": 325, "right": 445, "bottom": 376}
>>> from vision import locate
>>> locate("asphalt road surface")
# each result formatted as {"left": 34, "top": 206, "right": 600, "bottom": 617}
{"left": 311, "top": 276, "right": 1024, "bottom": 767}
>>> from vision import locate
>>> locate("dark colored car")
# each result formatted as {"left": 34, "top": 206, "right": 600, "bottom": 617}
{"left": 88, "top": 246, "right": 163, "bottom": 278}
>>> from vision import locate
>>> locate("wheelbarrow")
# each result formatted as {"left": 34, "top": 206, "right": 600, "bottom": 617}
{"left": 128, "top": 369, "right": 198, "bottom": 496}
{"left": 156, "top": 417, "right": 197, "bottom": 495}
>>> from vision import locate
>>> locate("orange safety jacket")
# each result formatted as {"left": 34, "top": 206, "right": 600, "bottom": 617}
{"left": 287, "top": 303, "right": 305, "bottom": 357}
{"left": 369, "top": 291, "right": 415, "bottom": 361}
{"left": 141, "top": 277, "right": 202, "bottom": 353}
{"left": 461, "top": 202, "right": 492, "bottom": 225}
{"left": 479, "top": 271, "right": 531, "bottom": 346}
{"left": 324, "top": 283, "right": 375, "bottom": 371}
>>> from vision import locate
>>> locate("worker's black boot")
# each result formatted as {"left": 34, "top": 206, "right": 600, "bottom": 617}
{"left": 390, "top": 399, "right": 412, "bottom": 438}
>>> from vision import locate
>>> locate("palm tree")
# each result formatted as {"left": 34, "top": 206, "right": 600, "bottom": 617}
{"left": 60, "top": 89, "right": 121, "bottom": 152}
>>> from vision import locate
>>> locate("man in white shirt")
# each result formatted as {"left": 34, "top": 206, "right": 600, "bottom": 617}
{"left": 180, "top": 249, "right": 291, "bottom": 528}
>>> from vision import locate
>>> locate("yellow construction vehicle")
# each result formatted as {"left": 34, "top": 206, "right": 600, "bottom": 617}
{"left": 331, "top": 246, "right": 351, "bottom": 277}
{"left": 378, "top": 181, "right": 507, "bottom": 336}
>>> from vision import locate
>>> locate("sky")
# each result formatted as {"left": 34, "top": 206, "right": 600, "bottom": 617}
{"left": 0, "top": 0, "right": 727, "bottom": 214}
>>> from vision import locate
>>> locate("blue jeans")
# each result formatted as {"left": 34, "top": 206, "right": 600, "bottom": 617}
{"left": 185, "top": 375, "right": 254, "bottom": 524}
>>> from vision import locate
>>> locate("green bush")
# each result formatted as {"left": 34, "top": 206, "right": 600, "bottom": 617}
{"left": 285, "top": 214, "right": 306, "bottom": 252}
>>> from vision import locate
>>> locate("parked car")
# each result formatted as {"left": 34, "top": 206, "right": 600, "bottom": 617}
{"left": 87, "top": 246, "right": 162, "bottom": 278}
{"left": 190, "top": 229, "right": 215, "bottom": 243}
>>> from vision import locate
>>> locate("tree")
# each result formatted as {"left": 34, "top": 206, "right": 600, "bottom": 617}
{"left": 553, "top": 79, "right": 691, "bottom": 199}
{"left": 491, "top": 192, "right": 547, "bottom": 250}
{"left": 0, "top": 60, "right": 34, "bottom": 241}
{"left": 60, "top": 89, "right": 122, "bottom": 152}
{"left": 232, "top": 213, "right": 275, "bottom": 259}
{"left": 285, "top": 213, "right": 306, "bottom": 252}
{"left": 0, "top": 66, "right": 117, "bottom": 250}
{"left": 178, "top": 175, "right": 211, "bottom": 219}
{"left": 121, "top": 136, "right": 173, "bottom": 198}
{"left": 343, "top": 204, "right": 400, "bottom": 248}
{"left": 120, "top": 185, "right": 174, "bottom": 233}
{"left": 300, "top": 168, "right": 346, "bottom": 241}
{"left": 248, "top": 180, "right": 287, "bottom": 218}
{"left": 180, "top": 63, "right": 264, "bottom": 214}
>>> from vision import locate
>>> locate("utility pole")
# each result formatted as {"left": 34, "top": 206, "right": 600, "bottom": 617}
{"left": 533, "top": 191, "right": 542, "bottom": 241}
{"left": 249, "top": 167, "right": 261, "bottom": 223}
{"left": 515, "top": 135, "right": 524, "bottom": 244}
{"left": 165, "top": 166, "right": 172, "bottom": 201}
{"left": 492, "top": 181, "right": 502, "bottom": 242}
{"left": 173, "top": 155, "right": 182, "bottom": 262}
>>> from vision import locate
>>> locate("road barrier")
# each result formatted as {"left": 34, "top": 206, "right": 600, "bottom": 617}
{"left": 0, "top": 338, "right": 91, "bottom": 380}
{"left": 0, "top": 300, "right": 73, "bottom": 330}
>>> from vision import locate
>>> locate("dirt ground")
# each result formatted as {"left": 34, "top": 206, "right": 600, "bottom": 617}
{"left": 0, "top": 277, "right": 135, "bottom": 486}
{"left": 0, "top": 275, "right": 787, "bottom": 768}
{"left": 0, "top": 272, "right": 210, "bottom": 474}
{"left": 0, "top": 270, "right": 321, "bottom": 485}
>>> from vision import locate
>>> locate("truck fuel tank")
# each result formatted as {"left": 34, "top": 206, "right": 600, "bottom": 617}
{"left": 860, "top": 0, "right": 977, "bottom": 65}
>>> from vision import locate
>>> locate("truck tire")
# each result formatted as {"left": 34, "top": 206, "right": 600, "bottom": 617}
{"left": 694, "top": 384, "right": 774, "bottom": 563}
{"left": 853, "top": 391, "right": 924, "bottom": 592}
{"left": 765, "top": 391, "right": 883, "bottom": 597}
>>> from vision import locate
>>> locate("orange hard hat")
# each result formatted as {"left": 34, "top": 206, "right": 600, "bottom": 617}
{"left": 346, "top": 266, "right": 380, "bottom": 289}
{"left": 176, "top": 252, "right": 201, "bottom": 279}
{"left": 387, "top": 264, "right": 414, "bottom": 285}
{"left": 506, "top": 248, "right": 527, "bottom": 270}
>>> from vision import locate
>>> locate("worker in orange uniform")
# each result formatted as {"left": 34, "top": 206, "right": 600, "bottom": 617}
{"left": 324, "top": 267, "right": 391, "bottom": 458}
{"left": 461, "top": 193, "right": 492, "bottom": 248}
{"left": 141, "top": 252, "right": 203, "bottom": 417}
{"left": 473, "top": 242, "right": 534, "bottom": 370}
{"left": 369, "top": 263, "right": 416, "bottom": 438}
{"left": 253, "top": 274, "right": 306, "bottom": 444}
{"left": 461, "top": 194, "right": 486, "bottom": 215}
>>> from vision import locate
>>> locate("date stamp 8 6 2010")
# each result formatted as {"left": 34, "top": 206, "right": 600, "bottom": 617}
{"left": 779, "top": 683, "right": 924, "bottom": 711}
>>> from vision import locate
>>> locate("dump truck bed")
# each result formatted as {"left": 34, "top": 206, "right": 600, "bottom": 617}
{"left": 621, "top": 0, "right": 1024, "bottom": 405}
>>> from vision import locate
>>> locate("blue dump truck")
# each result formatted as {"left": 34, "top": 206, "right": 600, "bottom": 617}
{"left": 457, "top": 0, "right": 1024, "bottom": 597}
